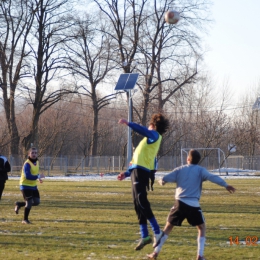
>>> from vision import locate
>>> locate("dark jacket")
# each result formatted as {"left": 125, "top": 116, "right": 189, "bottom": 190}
{"left": 0, "top": 155, "right": 11, "bottom": 181}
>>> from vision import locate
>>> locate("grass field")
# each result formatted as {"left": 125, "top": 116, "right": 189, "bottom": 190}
{"left": 0, "top": 178, "right": 260, "bottom": 260}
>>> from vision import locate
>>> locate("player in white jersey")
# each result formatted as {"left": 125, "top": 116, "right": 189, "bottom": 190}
{"left": 147, "top": 149, "right": 236, "bottom": 260}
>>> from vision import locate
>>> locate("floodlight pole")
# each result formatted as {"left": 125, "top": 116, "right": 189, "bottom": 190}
{"left": 127, "top": 89, "right": 132, "bottom": 166}
{"left": 114, "top": 72, "right": 138, "bottom": 167}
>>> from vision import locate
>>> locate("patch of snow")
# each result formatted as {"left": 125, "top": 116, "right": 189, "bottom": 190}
{"left": 9, "top": 170, "right": 260, "bottom": 182}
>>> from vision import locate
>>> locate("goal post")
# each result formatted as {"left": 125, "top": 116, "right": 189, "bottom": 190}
{"left": 181, "top": 148, "right": 227, "bottom": 175}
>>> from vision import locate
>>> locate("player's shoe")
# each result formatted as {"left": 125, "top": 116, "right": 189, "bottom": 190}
{"left": 135, "top": 236, "right": 152, "bottom": 250}
{"left": 14, "top": 202, "right": 20, "bottom": 214}
{"left": 147, "top": 252, "right": 158, "bottom": 259}
{"left": 196, "top": 256, "right": 206, "bottom": 260}
{"left": 153, "top": 230, "right": 164, "bottom": 248}
{"left": 22, "top": 220, "right": 31, "bottom": 224}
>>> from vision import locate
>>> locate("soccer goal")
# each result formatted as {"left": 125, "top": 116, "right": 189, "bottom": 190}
{"left": 181, "top": 148, "right": 227, "bottom": 175}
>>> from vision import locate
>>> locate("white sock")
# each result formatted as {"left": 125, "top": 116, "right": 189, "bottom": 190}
{"left": 154, "top": 234, "right": 168, "bottom": 254}
{"left": 197, "top": 236, "right": 206, "bottom": 256}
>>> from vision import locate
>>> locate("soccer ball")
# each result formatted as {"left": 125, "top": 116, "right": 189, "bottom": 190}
{"left": 164, "top": 10, "right": 180, "bottom": 25}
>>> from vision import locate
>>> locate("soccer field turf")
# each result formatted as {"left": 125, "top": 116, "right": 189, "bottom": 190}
{"left": 0, "top": 178, "right": 260, "bottom": 260}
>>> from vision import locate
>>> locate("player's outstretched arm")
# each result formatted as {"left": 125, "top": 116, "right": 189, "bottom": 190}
{"left": 117, "top": 172, "right": 126, "bottom": 181}
{"left": 158, "top": 179, "right": 166, "bottom": 186}
{"left": 226, "top": 185, "right": 236, "bottom": 193}
{"left": 118, "top": 119, "right": 129, "bottom": 126}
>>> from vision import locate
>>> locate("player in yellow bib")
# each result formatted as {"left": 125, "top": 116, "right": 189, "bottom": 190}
{"left": 14, "top": 147, "right": 45, "bottom": 224}
{"left": 117, "top": 113, "right": 169, "bottom": 251}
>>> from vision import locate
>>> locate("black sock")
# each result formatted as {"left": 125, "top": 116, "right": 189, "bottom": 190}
{"left": 17, "top": 202, "right": 26, "bottom": 208}
{"left": 24, "top": 207, "right": 31, "bottom": 221}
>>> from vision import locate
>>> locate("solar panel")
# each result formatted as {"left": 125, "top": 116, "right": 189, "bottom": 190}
{"left": 114, "top": 73, "right": 139, "bottom": 91}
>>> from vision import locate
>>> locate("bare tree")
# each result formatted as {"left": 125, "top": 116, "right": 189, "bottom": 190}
{"left": 93, "top": 0, "right": 146, "bottom": 73}
{"left": 135, "top": 0, "right": 211, "bottom": 121}
{"left": 93, "top": 0, "right": 148, "bottom": 129}
{"left": 0, "top": 114, "right": 10, "bottom": 153}
{"left": 0, "top": 0, "right": 34, "bottom": 155}
{"left": 93, "top": 0, "right": 211, "bottom": 155}
{"left": 94, "top": 0, "right": 211, "bottom": 118}
{"left": 189, "top": 78, "right": 234, "bottom": 167}
{"left": 63, "top": 14, "right": 118, "bottom": 156}
{"left": 73, "top": 99, "right": 95, "bottom": 157}
{"left": 20, "top": 0, "right": 77, "bottom": 155}
{"left": 231, "top": 89, "right": 260, "bottom": 157}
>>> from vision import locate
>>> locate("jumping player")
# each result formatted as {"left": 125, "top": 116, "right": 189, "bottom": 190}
{"left": 117, "top": 113, "right": 169, "bottom": 251}
{"left": 147, "top": 149, "right": 236, "bottom": 260}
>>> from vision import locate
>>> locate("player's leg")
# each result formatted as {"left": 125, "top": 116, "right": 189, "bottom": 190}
{"left": 0, "top": 180, "right": 5, "bottom": 199}
{"left": 134, "top": 169, "right": 161, "bottom": 239}
{"left": 32, "top": 189, "right": 40, "bottom": 206}
{"left": 135, "top": 213, "right": 152, "bottom": 250}
{"left": 21, "top": 189, "right": 34, "bottom": 224}
{"left": 196, "top": 223, "right": 206, "bottom": 260}
{"left": 131, "top": 169, "right": 162, "bottom": 250}
{"left": 131, "top": 169, "right": 153, "bottom": 250}
{"left": 148, "top": 200, "right": 185, "bottom": 259}
{"left": 14, "top": 190, "right": 26, "bottom": 214}
{"left": 21, "top": 189, "right": 41, "bottom": 224}
{"left": 148, "top": 221, "right": 173, "bottom": 258}
{"left": 187, "top": 207, "right": 206, "bottom": 259}
{"left": 131, "top": 169, "right": 154, "bottom": 216}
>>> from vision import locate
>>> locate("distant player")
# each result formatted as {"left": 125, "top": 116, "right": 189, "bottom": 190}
{"left": 0, "top": 154, "right": 11, "bottom": 200}
{"left": 15, "top": 147, "right": 45, "bottom": 224}
{"left": 147, "top": 149, "right": 236, "bottom": 260}
{"left": 117, "top": 113, "right": 169, "bottom": 251}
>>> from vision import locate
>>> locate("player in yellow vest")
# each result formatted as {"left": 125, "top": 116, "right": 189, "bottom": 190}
{"left": 14, "top": 147, "right": 45, "bottom": 224}
{"left": 117, "top": 113, "right": 169, "bottom": 251}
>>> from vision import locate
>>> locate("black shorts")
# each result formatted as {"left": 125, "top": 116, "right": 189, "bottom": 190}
{"left": 21, "top": 189, "right": 40, "bottom": 201}
{"left": 167, "top": 200, "right": 205, "bottom": 226}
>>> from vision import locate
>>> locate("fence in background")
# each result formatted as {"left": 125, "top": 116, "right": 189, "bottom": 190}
{"left": 7, "top": 154, "right": 260, "bottom": 176}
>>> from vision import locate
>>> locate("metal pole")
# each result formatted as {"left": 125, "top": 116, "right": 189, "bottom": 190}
{"left": 119, "top": 155, "right": 121, "bottom": 171}
{"left": 218, "top": 148, "right": 221, "bottom": 175}
{"left": 181, "top": 149, "right": 183, "bottom": 165}
{"left": 81, "top": 157, "right": 84, "bottom": 175}
{"left": 48, "top": 156, "right": 50, "bottom": 177}
{"left": 10, "top": 156, "right": 13, "bottom": 176}
{"left": 127, "top": 89, "right": 132, "bottom": 166}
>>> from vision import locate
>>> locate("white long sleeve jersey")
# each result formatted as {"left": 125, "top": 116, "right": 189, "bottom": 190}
{"left": 162, "top": 164, "right": 228, "bottom": 207}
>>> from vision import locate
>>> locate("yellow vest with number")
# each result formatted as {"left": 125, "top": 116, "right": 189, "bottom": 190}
{"left": 131, "top": 134, "right": 162, "bottom": 170}
{"left": 20, "top": 159, "right": 39, "bottom": 187}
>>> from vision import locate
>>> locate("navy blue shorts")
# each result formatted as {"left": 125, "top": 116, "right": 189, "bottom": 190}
{"left": 167, "top": 200, "right": 205, "bottom": 226}
{"left": 21, "top": 189, "right": 40, "bottom": 201}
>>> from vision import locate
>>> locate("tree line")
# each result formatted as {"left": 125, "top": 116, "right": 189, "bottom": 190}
{"left": 0, "top": 0, "right": 260, "bottom": 166}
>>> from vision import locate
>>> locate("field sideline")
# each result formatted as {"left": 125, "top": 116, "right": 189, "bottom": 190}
{"left": 0, "top": 178, "right": 260, "bottom": 260}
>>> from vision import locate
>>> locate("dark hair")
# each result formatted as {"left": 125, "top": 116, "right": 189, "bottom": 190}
{"left": 149, "top": 113, "right": 170, "bottom": 135}
{"left": 28, "top": 147, "right": 37, "bottom": 154}
{"left": 188, "top": 149, "right": 201, "bottom": 164}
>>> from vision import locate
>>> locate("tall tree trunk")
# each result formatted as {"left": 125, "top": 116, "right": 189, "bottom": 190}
{"left": 9, "top": 106, "right": 20, "bottom": 155}
{"left": 90, "top": 106, "right": 98, "bottom": 156}
{"left": 22, "top": 107, "right": 40, "bottom": 155}
{"left": 2, "top": 85, "right": 20, "bottom": 155}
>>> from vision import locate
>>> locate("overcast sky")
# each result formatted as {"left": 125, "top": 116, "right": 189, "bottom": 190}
{"left": 203, "top": 0, "right": 260, "bottom": 102}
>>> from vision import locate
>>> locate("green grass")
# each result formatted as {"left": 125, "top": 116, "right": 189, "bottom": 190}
{"left": 0, "top": 178, "right": 260, "bottom": 259}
